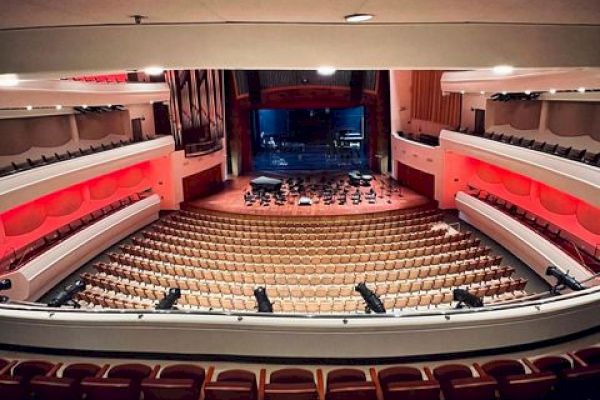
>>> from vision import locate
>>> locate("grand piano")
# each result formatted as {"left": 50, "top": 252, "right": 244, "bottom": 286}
{"left": 250, "top": 176, "right": 283, "bottom": 192}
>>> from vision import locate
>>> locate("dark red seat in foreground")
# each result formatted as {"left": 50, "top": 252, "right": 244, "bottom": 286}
{"left": 0, "top": 360, "right": 58, "bottom": 400}
{"left": 325, "top": 368, "right": 376, "bottom": 400}
{"left": 142, "top": 364, "right": 205, "bottom": 400}
{"left": 264, "top": 368, "right": 319, "bottom": 400}
{"left": 204, "top": 369, "right": 258, "bottom": 400}
{"left": 573, "top": 347, "right": 600, "bottom": 366}
{"left": 433, "top": 363, "right": 496, "bottom": 400}
{"left": 479, "top": 359, "right": 556, "bottom": 400}
{"left": 81, "top": 377, "right": 138, "bottom": 400}
{"left": 31, "top": 362, "right": 104, "bottom": 400}
{"left": 378, "top": 366, "right": 440, "bottom": 400}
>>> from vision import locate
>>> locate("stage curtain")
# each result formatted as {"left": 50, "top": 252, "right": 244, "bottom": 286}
{"left": 411, "top": 71, "right": 461, "bottom": 127}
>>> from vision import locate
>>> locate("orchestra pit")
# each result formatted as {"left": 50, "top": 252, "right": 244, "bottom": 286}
{"left": 0, "top": 1, "right": 599, "bottom": 399}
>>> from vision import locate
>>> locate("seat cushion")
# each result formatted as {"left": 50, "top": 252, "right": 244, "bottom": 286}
{"left": 378, "top": 366, "right": 423, "bottom": 389}
{"left": 270, "top": 368, "right": 314, "bottom": 384}
{"left": 62, "top": 363, "right": 102, "bottom": 382}
{"left": 481, "top": 359, "right": 525, "bottom": 379}
{"left": 327, "top": 368, "right": 366, "bottom": 385}
{"left": 160, "top": 364, "right": 205, "bottom": 387}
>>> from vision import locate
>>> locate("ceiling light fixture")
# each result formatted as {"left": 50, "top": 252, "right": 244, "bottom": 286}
{"left": 549, "top": 89, "right": 557, "bottom": 94}
{"left": 82, "top": 104, "right": 88, "bottom": 109}
{"left": 577, "top": 87, "right": 586, "bottom": 93}
{"left": 317, "top": 66, "right": 336, "bottom": 76}
{"left": 502, "top": 91, "right": 508, "bottom": 95}
{"left": 0, "top": 73, "right": 19, "bottom": 87}
{"left": 524, "top": 90, "right": 531, "bottom": 95}
{"left": 107, "top": 104, "right": 112, "bottom": 107}
{"left": 26, "top": 105, "right": 33, "bottom": 111}
{"left": 480, "top": 91, "right": 485, "bottom": 95}
{"left": 344, "top": 13, "right": 374, "bottom": 23}
{"left": 55, "top": 105, "right": 62, "bottom": 110}
{"left": 143, "top": 66, "right": 164, "bottom": 76}
{"left": 460, "top": 90, "right": 465, "bottom": 94}
{"left": 492, "top": 65, "right": 514, "bottom": 75}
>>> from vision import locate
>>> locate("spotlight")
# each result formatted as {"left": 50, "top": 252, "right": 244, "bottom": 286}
{"left": 355, "top": 282, "right": 386, "bottom": 313}
{"left": 546, "top": 266, "right": 586, "bottom": 294}
{"left": 254, "top": 286, "right": 273, "bottom": 313}
{"left": 26, "top": 105, "right": 33, "bottom": 111}
{"left": 82, "top": 104, "right": 88, "bottom": 109}
{"left": 480, "top": 91, "right": 485, "bottom": 95}
{"left": 344, "top": 13, "right": 374, "bottom": 23}
{"left": 577, "top": 87, "right": 586, "bottom": 93}
{"left": 0, "top": 73, "right": 19, "bottom": 87}
{"left": 524, "top": 90, "right": 531, "bottom": 95}
{"left": 107, "top": 104, "right": 112, "bottom": 108}
{"left": 453, "top": 288, "right": 484, "bottom": 309}
{"left": 492, "top": 65, "right": 514, "bottom": 75}
{"left": 48, "top": 280, "right": 86, "bottom": 308}
{"left": 0, "top": 279, "right": 11, "bottom": 303}
{"left": 317, "top": 66, "right": 336, "bottom": 76}
{"left": 460, "top": 90, "right": 465, "bottom": 94}
{"left": 502, "top": 91, "right": 508, "bottom": 95}
{"left": 0, "top": 279, "right": 11, "bottom": 291}
{"left": 144, "top": 66, "right": 164, "bottom": 76}
{"left": 55, "top": 105, "right": 62, "bottom": 110}
{"left": 549, "top": 89, "right": 557, "bottom": 94}
{"left": 155, "top": 288, "right": 181, "bottom": 310}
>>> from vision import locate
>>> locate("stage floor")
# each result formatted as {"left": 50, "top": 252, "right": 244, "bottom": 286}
{"left": 184, "top": 174, "right": 432, "bottom": 216}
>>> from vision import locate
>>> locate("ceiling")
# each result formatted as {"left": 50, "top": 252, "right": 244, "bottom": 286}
{"left": 1, "top": 0, "right": 599, "bottom": 29}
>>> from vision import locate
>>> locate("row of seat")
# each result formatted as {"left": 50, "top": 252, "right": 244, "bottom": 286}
{"left": 161, "top": 218, "right": 439, "bottom": 240}
{"left": 117, "top": 238, "right": 482, "bottom": 265}
{"left": 478, "top": 131, "right": 600, "bottom": 167}
{"left": 134, "top": 231, "right": 471, "bottom": 257}
{"left": 2, "top": 345, "right": 598, "bottom": 400}
{"left": 0, "top": 192, "right": 149, "bottom": 273}
{"left": 96, "top": 255, "right": 507, "bottom": 286}
{"left": 153, "top": 222, "right": 444, "bottom": 246}
{"left": 178, "top": 206, "right": 440, "bottom": 226}
{"left": 78, "top": 272, "right": 526, "bottom": 312}
{"left": 470, "top": 189, "right": 600, "bottom": 273}
{"left": 171, "top": 212, "right": 444, "bottom": 233}
{"left": 108, "top": 247, "right": 497, "bottom": 274}
{"left": 0, "top": 135, "right": 159, "bottom": 178}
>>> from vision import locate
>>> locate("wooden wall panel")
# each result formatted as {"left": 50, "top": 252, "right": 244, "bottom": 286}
{"left": 182, "top": 164, "right": 224, "bottom": 201}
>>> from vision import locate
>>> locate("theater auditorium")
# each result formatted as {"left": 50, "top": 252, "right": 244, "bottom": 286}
{"left": 0, "top": 1, "right": 599, "bottom": 399}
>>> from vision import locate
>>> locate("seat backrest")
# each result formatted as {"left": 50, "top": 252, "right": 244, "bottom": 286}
{"left": 270, "top": 368, "right": 314, "bottom": 384}
{"left": 217, "top": 369, "right": 256, "bottom": 385}
{"left": 30, "top": 376, "right": 78, "bottom": 400}
{"left": 532, "top": 356, "right": 572, "bottom": 375}
{"left": 378, "top": 366, "right": 423, "bottom": 389}
{"left": 327, "top": 369, "right": 366, "bottom": 385}
{"left": 107, "top": 363, "right": 153, "bottom": 383}
{"left": 141, "top": 378, "right": 198, "bottom": 400}
{"left": 574, "top": 347, "right": 600, "bottom": 366}
{"left": 481, "top": 359, "right": 525, "bottom": 379}
{"left": 62, "top": 363, "right": 103, "bottom": 382}
{"left": 160, "top": 364, "right": 205, "bottom": 387}
{"left": 81, "top": 377, "right": 137, "bottom": 400}
{"left": 13, "top": 360, "right": 55, "bottom": 382}
{"left": 432, "top": 364, "right": 472, "bottom": 386}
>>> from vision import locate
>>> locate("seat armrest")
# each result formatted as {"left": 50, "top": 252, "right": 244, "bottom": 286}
{"left": 568, "top": 352, "right": 588, "bottom": 367}
{"left": 258, "top": 369, "right": 266, "bottom": 400}
{"left": 369, "top": 368, "right": 384, "bottom": 400}
{"left": 200, "top": 366, "right": 215, "bottom": 400}
{"left": 522, "top": 358, "right": 541, "bottom": 373}
{"left": 0, "top": 360, "right": 17, "bottom": 375}
{"left": 316, "top": 368, "right": 325, "bottom": 400}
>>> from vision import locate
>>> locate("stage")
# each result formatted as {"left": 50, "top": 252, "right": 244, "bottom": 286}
{"left": 184, "top": 174, "right": 432, "bottom": 216}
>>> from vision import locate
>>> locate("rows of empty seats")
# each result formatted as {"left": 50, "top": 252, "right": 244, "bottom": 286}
{"left": 1, "top": 345, "right": 599, "bottom": 400}
{"left": 475, "top": 131, "right": 600, "bottom": 167}
{"left": 76, "top": 207, "right": 529, "bottom": 313}
{"left": 0, "top": 192, "right": 150, "bottom": 273}
{"left": 469, "top": 188, "right": 600, "bottom": 273}
{"left": 0, "top": 135, "right": 159, "bottom": 178}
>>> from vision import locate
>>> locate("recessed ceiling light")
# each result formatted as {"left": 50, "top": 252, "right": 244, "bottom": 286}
{"left": 549, "top": 89, "right": 557, "bottom": 94}
{"left": 502, "top": 91, "right": 508, "bottom": 95}
{"left": 480, "top": 91, "right": 485, "bottom": 95}
{"left": 26, "top": 105, "right": 33, "bottom": 111}
{"left": 524, "top": 90, "right": 531, "bottom": 95}
{"left": 345, "top": 14, "right": 374, "bottom": 23}
{"left": 143, "top": 66, "right": 164, "bottom": 76}
{"left": 55, "top": 105, "right": 62, "bottom": 110}
{"left": 492, "top": 65, "right": 514, "bottom": 75}
{"left": 317, "top": 66, "right": 336, "bottom": 76}
{"left": 460, "top": 90, "right": 465, "bottom": 94}
{"left": 107, "top": 104, "right": 112, "bottom": 107}
{"left": 82, "top": 104, "right": 88, "bottom": 109}
{"left": 0, "top": 73, "right": 19, "bottom": 87}
{"left": 577, "top": 87, "right": 586, "bottom": 93}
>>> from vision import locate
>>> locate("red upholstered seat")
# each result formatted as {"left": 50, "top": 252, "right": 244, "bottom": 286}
{"left": 107, "top": 363, "right": 153, "bottom": 383}
{"left": 62, "top": 363, "right": 103, "bottom": 382}
{"left": 326, "top": 369, "right": 376, "bottom": 400}
{"left": 81, "top": 377, "right": 138, "bottom": 400}
{"left": 496, "top": 371, "right": 556, "bottom": 400}
{"left": 265, "top": 368, "right": 318, "bottom": 400}
{"left": 13, "top": 360, "right": 56, "bottom": 383}
{"left": 432, "top": 364, "right": 472, "bottom": 387}
{"left": 481, "top": 359, "right": 525, "bottom": 379}
{"left": 378, "top": 366, "right": 440, "bottom": 400}
{"left": 443, "top": 376, "right": 497, "bottom": 400}
{"left": 160, "top": 364, "right": 205, "bottom": 387}
{"left": 558, "top": 364, "right": 600, "bottom": 400}
{"left": 0, "top": 375, "right": 27, "bottom": 400}
{"left": 204, "top": 369, "right": 257, "bottom": 400}
{"left": 532, "top": 356, "right": 572, "bottom": 375}
{"left": 574, "top": 347, "right": 600, "bottom": 366}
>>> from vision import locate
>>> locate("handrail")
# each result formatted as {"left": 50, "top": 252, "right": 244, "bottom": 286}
{"left": 564, "top": 239, "right": 589, "bottom": 270}
{"left": 1, "top": 285, "right": 598, "bottom": 320}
